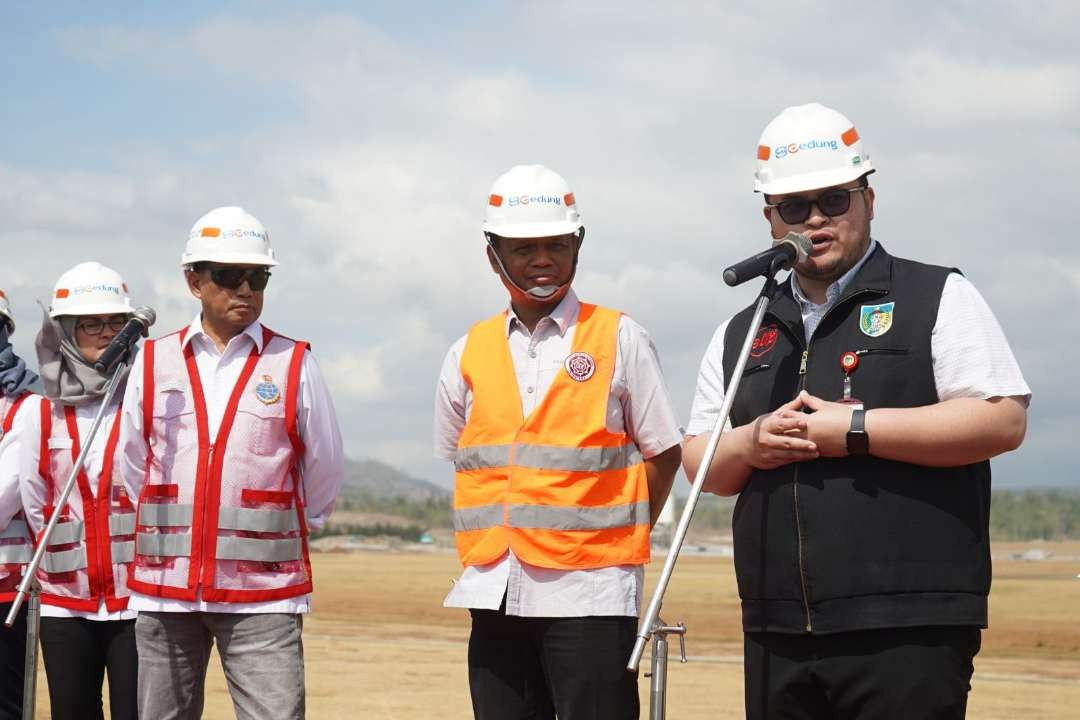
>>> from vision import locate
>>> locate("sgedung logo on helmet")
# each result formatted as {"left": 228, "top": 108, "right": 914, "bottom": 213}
{"left": 507, "top": 194, "right": 563, "bottom": 207}
{"left": 774, "top": 138, "right": 840, "bottom": 159}
{"left": 72, "top": 284, "right": 122, "bottom": 296}
{"left": 221, "top": 229, "right": 268, "bottom": 241}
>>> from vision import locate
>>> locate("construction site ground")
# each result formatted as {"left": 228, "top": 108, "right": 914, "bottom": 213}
{"left": 29, "top": 541, "right": 1080, "bottom": 718}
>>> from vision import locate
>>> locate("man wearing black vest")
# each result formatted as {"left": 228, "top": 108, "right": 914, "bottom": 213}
{"left": 684, "top": 103, "right": 1030, "bottom": 719}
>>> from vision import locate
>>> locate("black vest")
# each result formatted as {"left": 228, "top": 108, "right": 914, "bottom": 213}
{"left": 722, "top": 243, "right": 991, "bottom": 635}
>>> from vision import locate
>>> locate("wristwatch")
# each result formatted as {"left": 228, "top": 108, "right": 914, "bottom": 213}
{"left": 846, "top": 408, "right": 870, "bottom": 457}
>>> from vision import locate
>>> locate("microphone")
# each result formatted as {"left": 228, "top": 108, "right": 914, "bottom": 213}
{"left": 93, "top": 306, "right": 156, "bottom": 374}
{"left": 723, "top": 232, "right": 812, "bottom": 287}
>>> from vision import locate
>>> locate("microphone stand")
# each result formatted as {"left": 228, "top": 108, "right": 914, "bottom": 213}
{"left": 628, "top": 260, "right": 786, "bottom": 720}
{"left": 3, "top": 357, "right": 129, "bottom": 720}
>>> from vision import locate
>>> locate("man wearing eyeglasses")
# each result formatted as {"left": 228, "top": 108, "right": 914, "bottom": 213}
{"left": 117, "top": 206, "right": 344, "bottom": 720}
{"left": 683, "top": 104, "right": 1030, "bottom": 719}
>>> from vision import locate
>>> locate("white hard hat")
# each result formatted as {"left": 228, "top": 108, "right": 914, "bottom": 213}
{"left": 50, "top": 262, "right": 134, "bottom": 318}
{"left": 482, "top": 165, "right": 583, "bottom": 239}
{"left": 0, "top": 289, "right": 14, "bottom": 332}
{"left": 183, "top": 206, "right": 278, "bottom": 267}
{"left": 754, "top": 103, "right": 874, "bottom": 195}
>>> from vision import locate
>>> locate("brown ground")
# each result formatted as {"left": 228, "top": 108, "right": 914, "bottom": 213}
{"left": 29, "top": 543, "right": 1080, "bottom": 718}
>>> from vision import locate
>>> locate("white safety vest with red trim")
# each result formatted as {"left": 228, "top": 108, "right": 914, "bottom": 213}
{"left": 129, "top": 326, "right": 312, "bottom": 604}
{"left": 35, "top": 399, "right": 135, "bottom": 613}
{"left": 0, "top": 392, "right": 35, "bottom": 601}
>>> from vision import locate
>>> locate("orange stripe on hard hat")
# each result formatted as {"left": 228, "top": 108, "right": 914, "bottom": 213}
{"left": 841, "top": 127, "right": 860, "bottom": 146}
{"left": 488, "top": 194, "right": 503, "bottom": 207}
{"left": 563, "top": 193, "right": 575, "bottom": 206}
{"left": 757, "top": 145, "right": 771, "bottom": 161}
{"left": 201, "top": 227, "right": 221, "bottom": 238}
{"left": 55, "top": 289, "right": 70, "bottom": 299}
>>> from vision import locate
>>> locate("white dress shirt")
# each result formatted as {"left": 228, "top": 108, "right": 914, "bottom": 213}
{"left": 687, "top": 240, "right": 1032, "bottom": 437}
{"left": 0, "top": 396, "right": 135, "bottom": 621}
{"left": 117, "top": 317, "right": 345, "bottom": 614}
{"left": 434, "top": 290, "right": 683, "bottom": 618}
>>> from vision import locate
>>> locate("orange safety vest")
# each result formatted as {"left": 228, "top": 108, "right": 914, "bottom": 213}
{"left": 454, "top": 303, "right": 650, "bottom": 570}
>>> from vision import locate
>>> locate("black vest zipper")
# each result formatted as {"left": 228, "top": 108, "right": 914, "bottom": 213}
{"left": 786, "top": 286, "right": 888, "bottom": 634}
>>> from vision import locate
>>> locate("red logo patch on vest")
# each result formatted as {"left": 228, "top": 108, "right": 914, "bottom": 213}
{"left": 750, "top": 324, "right": 779, "bottom": 358}
{"left": 564, "top": 352, "right": 596, "bottom": 382}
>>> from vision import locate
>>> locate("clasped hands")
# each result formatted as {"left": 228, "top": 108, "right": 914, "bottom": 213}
{"left": 744, "top": 390, "right": 854, "bottom": 470}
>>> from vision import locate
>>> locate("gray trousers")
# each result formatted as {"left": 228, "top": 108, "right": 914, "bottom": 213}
{"left": 135, "top": 612, "right": 305, "bottom": 720}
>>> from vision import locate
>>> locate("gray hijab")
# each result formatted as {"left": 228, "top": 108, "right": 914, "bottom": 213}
{"left": 34, "top": 304, "right": 131, "bottom": 406}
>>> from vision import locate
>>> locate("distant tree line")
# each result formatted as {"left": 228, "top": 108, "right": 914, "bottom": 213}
{"left": 326, "top": 489, "right": 1080, "bottom": 541}
{"left": 311, "top": 522, "right": 425, "bottom": 542}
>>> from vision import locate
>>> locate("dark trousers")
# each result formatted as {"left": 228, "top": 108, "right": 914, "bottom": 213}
{"left": 745, "top": 625, "right": 981, "bottom": 720}
{"left": 39, "top": 616, "right": 138, "bottom": 720}
{"left": 0, "top": 603, "right": 26, "bottom": 720}
{"left": 468, "top": 607, "right": 640, "bottom": 720}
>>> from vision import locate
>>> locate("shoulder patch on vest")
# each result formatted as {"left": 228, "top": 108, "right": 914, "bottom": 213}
{"left": 564, "top": 352, "right": 596, "bottom": 382}
{"left": 859, "top": 302, "right": 895, "bottom": 337}
{"left": 254, "top": 375, "right": 282, "bottom": 405}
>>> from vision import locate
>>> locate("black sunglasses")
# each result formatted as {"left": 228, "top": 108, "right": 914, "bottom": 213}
{"left": 208, "top": 266, "right": 272, "bottom": 291}
{"left": 76, "top": 316, "right": 128, "bottom": 336}
{"left": 766, "top": 187, "right": 867, "bottom": 225}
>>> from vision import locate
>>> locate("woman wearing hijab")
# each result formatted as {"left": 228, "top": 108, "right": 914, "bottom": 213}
{"left": 0, "top": 289, "right": 41, "bottom": 720}
{"left": 15, "top": 262, "right": 139, "bottom": 720}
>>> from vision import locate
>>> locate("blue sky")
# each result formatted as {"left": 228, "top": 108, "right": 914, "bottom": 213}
{"left": 1, "top": 2, "right": 1076, "bottom": 489}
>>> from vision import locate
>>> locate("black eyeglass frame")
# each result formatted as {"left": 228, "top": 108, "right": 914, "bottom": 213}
{"left": 75, "top": 316, "right": 129, "bottom": 336}
{"left": 764, "top": 186, "right": 869, "bottom": 225}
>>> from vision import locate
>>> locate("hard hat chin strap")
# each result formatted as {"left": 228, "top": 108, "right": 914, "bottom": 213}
{"left": 485, "top": 229, "right": 585, "bottom": 304}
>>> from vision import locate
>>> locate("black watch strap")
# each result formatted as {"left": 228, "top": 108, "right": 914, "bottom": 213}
{"left": 846, "top": 408, "right": 870, "bottom": 456}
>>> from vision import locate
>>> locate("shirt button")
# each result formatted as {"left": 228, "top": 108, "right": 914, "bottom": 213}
{"left": 529, "top": 351, "right": 537, "bottom": 358}
{"left": 526, "top": 386, "right": 534, "bottom": 393}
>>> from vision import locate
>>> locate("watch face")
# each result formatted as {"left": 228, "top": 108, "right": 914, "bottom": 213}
{"left": 846, "top": 430, "right": 869, "bottom": 456}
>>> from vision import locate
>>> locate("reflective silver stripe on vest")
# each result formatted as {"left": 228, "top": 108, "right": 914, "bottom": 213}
{"left": 512, "top": 444, "right": 644, "bottom": 473}
{"left": 110, "top": 513, "right": 136, "bottom": 536}
{"left": 507, "top": 501, "right": 650, "bottom": 531}
{"left": 136, "top": 532, "right": 192, "bottom": 557}
{"left": 0, "top": 519, "right": 29, "bottom": 540}
{"left": 46, "top": 520, "right": 85, "bottom": 545}
{"left": 215, "top": 537, "right": 303, "bottom": 563}
{"left": 138, "top": 504, "right": 194, "bottom": 527}
{"left": 454, "top": 444, "right": 512, "bottom": 471}
{"left": 111, "top": 540, "right": 135, "bottom": 564}
{"left": 452, "top": 505, "right": 504, "bottom": 532}
{"left": 217, "top": 507, "right": 300, "bottom": 534}
{"left": 0, "top": 545, "right": 32, "bottom": 564}
{"left": 41, "top": 547, "right": 87, "bottom": 573}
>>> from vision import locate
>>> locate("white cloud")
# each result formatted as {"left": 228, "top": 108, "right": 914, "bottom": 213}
{"left": 4, "top": 3, "right": 1075, "bottom": 486}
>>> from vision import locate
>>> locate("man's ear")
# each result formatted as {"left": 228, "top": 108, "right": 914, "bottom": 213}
{"left": 864, "top": 186, "right": 875, "bottom": 221}
{"left": 763, "top": 206, "right": 773, "bottom": 222}
{"left": 486, "top": 244, "right": 502, "bottom": 275}
{"left": 185, "top": 270, "right": 204, "bottom": 300}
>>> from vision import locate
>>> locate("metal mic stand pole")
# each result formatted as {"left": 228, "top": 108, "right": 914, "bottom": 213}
{"left": 628, "top": 262, "right": 786, "bottom": 720}
{"left": 3, "top": 358, "right": 129, "bottom": 720}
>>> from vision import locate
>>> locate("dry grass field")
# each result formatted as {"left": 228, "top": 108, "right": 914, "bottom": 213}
{"left": 28, "top": 542, "right": 1080, "bottom": 718}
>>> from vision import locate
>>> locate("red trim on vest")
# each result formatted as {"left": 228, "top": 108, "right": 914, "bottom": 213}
{"left": 142, "top": 484, "right": 178, "bottom": 498}
{"left": 182, "top": 334, "right": 216, "bottom": 595}
{"left": 1, "top": 391, "right": 29, "bottom": 433}
{"left": 241, "top": 488, "right": 292, "bottom": 504}
{"left": 142, "top": 338, "right": 155, "bottom": 444}
{"left": 285, "top": 340, "right": 308, "bottom": 457}
{"left": 95, "top": 407, "right": 125, "bottom": 605}
{"left": 198, "top": 336, "right": 263, "bottom": 594}
{"left": 38, "top": 398, "right": 52, "bottom": 504}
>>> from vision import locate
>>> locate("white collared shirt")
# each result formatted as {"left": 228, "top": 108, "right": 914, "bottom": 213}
{"left": 687, "top": 242, "right": 1031, "bottom": 437}
{"left": 117, "top": 316, "right": 345, "bottom": 614}
{"left": 434, "top": 290, "right": 683, "bottom": 617}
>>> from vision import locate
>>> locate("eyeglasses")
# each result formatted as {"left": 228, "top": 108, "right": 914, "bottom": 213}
{"left": 208, "top": 266, "right": 272, "bottom": 291}
{"left": 76, "top": 316, "right": 127, "bottom": 336}
{"left": 765, "top": 187, "right": 867, "bottom": 225}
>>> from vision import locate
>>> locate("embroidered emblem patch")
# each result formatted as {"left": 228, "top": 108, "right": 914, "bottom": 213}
{"left": 254, "top": 375, "right": 281, "bottom": 405}
{"left": 859, "top": 302, "right": 895, "bottom": 337}
{"left": 564, "top": 352, "right": 596, "bottom": 382}
{"left": 750, "top": 324, "right": 779, "bottom": 358}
